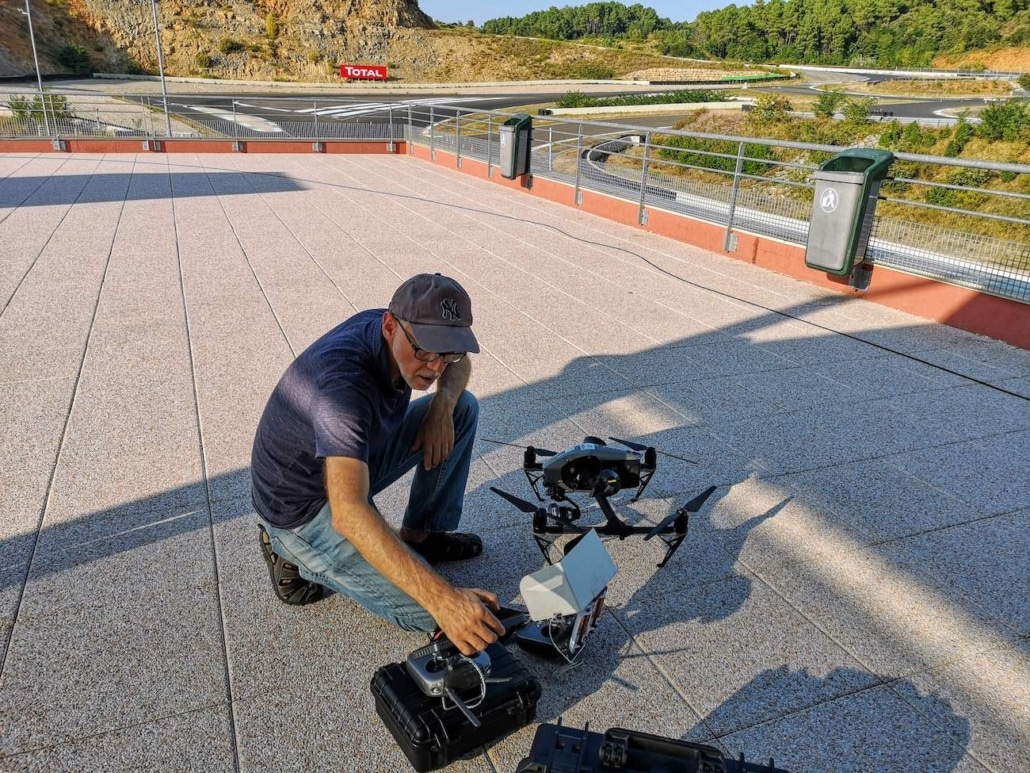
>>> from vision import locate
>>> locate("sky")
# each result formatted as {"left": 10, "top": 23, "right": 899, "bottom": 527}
{"left": 417, "top": 1, "right": 726, "bottom": 26}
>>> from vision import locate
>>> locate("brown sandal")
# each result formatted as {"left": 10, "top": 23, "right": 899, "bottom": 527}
{"left": 259, "top": 525, "right": 324, "bottom": 605}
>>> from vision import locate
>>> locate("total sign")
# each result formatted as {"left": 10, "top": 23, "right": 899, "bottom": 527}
{"left": 340, "top": 64, "right": 388, "bottom": 81}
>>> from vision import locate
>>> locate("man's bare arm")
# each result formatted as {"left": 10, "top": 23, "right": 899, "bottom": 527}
{"left": 414, "top": 357, "right": 472, "bottom": 469}
{"left": 325, "top": 454, "right": 501, "bottom": 654}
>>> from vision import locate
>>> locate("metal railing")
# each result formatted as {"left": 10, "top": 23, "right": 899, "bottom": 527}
{"left": 410, "top": 105, "right": 1030, "bottom": 305}
{"left": 2, "top": 92, "right": 1028, "bottom": 304}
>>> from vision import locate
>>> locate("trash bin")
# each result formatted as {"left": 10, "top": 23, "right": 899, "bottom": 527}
{"left": 499, "top": 113, "right": 532, "bottom": 180}
{"left": 805, "top": 148, "right": 894, "bottom": 276}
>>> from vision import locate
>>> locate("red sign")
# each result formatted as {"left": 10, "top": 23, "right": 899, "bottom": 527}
{"left": 339, "top": 64, "right": 388, "bottom": 81}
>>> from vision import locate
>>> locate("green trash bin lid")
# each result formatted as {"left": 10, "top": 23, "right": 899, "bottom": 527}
{"left": 502, "top": 113, "right": 532, "bottom": 128}
{"left": 820, "top": 148, "right": 894, "bottom": 179}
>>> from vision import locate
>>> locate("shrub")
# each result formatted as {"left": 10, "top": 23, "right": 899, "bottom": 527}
{"left": 878, "top": 120, "right": 903, "bottom": 149}
{"left": 657, "top": 135, "right": 777, "bottom": 176}
{"left": 1019, "top": 73, "right": 1030, "bottom": 91}
{"left": 569, "top": 63, "right": 615, "bottom": 80}
{"left": 841, "top": 97, "right": 875, "bottom": 124}
{"left": 976, "top": 99, "right": 1030, "bottom": 141}
{"left": 943, "top": 118, "right": 973, "bottom": 157}
{"left": 195, "top": 52, "right": 213, "bottom": 69}
{"left": 7, "top": 92, "right": 72, "bottom": 121}
{"left": 899, "top": 121, "right": 925, "bottom": 151}
{"left": 219, "top": 38, "right": 245, "bottom": 55}
{"left": 266, "top": 12, "right": 279, "bottom": 40}
{"left": 814, "top": 90, "right": 846, "bottom": 118}
{"left": 57, "top": 43, "right": 92, "bottom": 74}
{"left": 557, "top": 90, "right": 590, "bottom": 108}
{"left": 747, "top": 93, "right": 793, "bottom": 124}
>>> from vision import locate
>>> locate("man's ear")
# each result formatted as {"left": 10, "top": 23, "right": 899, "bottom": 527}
{"left": 383, "top": 311, "right": 398, "bottom": 338}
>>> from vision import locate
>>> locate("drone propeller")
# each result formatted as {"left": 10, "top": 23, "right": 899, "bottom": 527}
{"left": 489, "top": 486, "right": 539, "bottom": 513}
{"left": 643, "top": 485, "right": 718, "bottom": 540}
{"left": 482, "top": 438, "right": 557, "bottom": 457}
{"left": 609, "top": 437, "right": 698, "bottom": 465}
{"left": 490, "top": 487, "right": 586, "bottom": 532}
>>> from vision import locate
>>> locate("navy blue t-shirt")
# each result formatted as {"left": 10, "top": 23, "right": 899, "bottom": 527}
{"left": 251, "top": 309, "right": 411, "bottom": 529}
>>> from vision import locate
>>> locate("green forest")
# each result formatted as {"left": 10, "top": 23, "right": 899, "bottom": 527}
{"left": 481, "top": 0, "right": 1030, "bottom": 67}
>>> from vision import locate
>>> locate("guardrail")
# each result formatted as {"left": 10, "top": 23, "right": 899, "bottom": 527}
{"left": 2, "top": 92, "right": 1027, "bottom": 306}
{"left": 414, "top": 106, "right": 1030, "bottom": 306}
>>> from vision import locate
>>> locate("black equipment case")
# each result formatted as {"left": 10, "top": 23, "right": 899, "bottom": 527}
{"left": 516, "top": 723, "right": 790, "bottom": 773}
{"left": 371, "top": 642, "right": 542, "bottom": 772}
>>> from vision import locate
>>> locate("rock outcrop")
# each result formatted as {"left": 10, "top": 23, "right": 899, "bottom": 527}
{"left": 0, "top": 0, "right": 434, "bottom": 80}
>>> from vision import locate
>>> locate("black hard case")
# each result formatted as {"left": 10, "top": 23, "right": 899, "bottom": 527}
{"left": 515, "top": 723, "right": 789, "bottom": 773}
{"left": 371, "top": 642, "right": 542, "bottom": 772}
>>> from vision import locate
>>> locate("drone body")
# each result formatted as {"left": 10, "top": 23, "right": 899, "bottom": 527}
{"left": 489, "top": 436, "right": 715, "bottom": 568}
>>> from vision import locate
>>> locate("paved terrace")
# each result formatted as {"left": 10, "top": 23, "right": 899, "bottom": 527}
{"left": 0, "top": 151, "right": 1027, "bottom": 772}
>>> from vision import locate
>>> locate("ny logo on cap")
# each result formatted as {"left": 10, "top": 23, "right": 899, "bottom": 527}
{"left": 440, "top": 298, "right": 462, "bottom": 322}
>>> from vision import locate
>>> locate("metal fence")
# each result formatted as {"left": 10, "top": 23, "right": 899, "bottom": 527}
{"left": 2, "top": 91, "right": 1028, "bottom": 304}
{"left": 419, "top": 106, "right": 1030, "bottom": 305}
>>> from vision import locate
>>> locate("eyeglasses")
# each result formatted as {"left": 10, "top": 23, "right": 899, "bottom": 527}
{"left": 398, "top": 322, "right": 467, "bottom": 364}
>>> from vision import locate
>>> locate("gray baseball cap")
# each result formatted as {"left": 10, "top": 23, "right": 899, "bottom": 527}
{"left": 388, "top": 273, "right": 480, "bottom": 354}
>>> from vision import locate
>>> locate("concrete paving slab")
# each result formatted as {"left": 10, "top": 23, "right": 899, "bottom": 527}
{"left": 853, "top": 318, "right": 997, "bottom": 354}
{"left": 0, "top": 378, "right": 74, "bottom": 539}
{"left": 0, "top": 705, "right": 236, "bottom": 772}
{"left": 621, "top": 575, "right": 877, "bottom": 737}
{"left": 994, "top": 374, "right": 1030, "bottom": 399}
{"left": 891, "top": 639, "right": 1030, "bottom": 772}
{"left": 777, "top": 458, "right": 975, "bottom": 542}
{"left": 43, "top": 339, "right": 205, "bottom": 524}
{"left": 0, "top": 566, "right": 225, "bottom": 756}
{"left": 884, "top": 430, "right": 1030, "bottom": 515}
{"left": 718, "top": 682, "right": 985, "bottom": 773}
{"left": 727, "top": 365, "right": 857, "bottom": 413}
{"left": 704, "top": 475, "right": 875, "bottom": 571}
{"left": 811, "top": 350, "right": 969, "bottom": 398}
{"left": 759, "top": 544, "right": 1016, "bottom": 680}
{"left": 1, "top": 151, "right": 1026, "bottom": 773}
{"left": 887, "top": 509, "right": 1030, "bottom": 636}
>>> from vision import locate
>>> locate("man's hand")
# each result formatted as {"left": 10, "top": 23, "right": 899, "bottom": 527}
{"left": 429, "top": 587, "right": 505, "bottom": 655}
{"left": 412, "top": 396, "right": 455, "bottom": 470}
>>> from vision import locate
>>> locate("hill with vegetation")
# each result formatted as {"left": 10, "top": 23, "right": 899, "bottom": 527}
{"left": 483, "top": 0, "right": 1030, "bottom": 70}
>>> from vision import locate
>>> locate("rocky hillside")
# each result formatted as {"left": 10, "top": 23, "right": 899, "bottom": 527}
{"left": 0, "top": 0, "right": 435, "bottom": 81}
{"left": 1, "top": 1, "right": 737, "bottom": 83}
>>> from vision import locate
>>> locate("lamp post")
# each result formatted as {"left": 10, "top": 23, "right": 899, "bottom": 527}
{"left": 21, "top": 0, "right": 51, "bottom": 136}
{"left": 148, "top": 0, "right": 172, "bottom": 136}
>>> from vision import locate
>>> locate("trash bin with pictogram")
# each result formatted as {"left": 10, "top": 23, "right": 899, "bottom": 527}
{"left": 805, "top": 148, "right": 894, "bottom": 276}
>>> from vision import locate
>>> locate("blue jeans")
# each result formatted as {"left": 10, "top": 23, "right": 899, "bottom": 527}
{"left": 258, "top": 391, "right": 479, "bottom": 632}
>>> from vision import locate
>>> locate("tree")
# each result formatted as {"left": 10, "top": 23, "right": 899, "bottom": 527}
{"left": 750, "top": 93, "right": 794, "bottom": 123}
{"left": 841, "top": 97, "right": 874, "bottom": 123}
{"left": 977, "top": 100, "right": 1030, "bottom": 142}
{"left": 57, "top": 44, "right": 92, "bottom": 74}
{"left": 7, "top": 92, "right": 73, "bottom": 122}
{"left": 814, "top": 89, "right": 847, "bottom": 117}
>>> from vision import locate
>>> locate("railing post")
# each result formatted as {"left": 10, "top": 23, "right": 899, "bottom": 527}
{"left": 429, "top": 105, "right": 435, "bottom": 159}
{"left": 548, "top": 125, "right": 553, "bottom": 172}
{"left": 408, "top": 103, "right": 413, "bottom": 153}
{"left": 455, "top": 109, "right": 462, "bottom": 167}
{"left": 637, "top": 132, "right": 652, "bottom": 225}
{"left": 486, "top": 114, "right": 493, "bottom": 177}
{"left": 388, "top": 105, "right": 393, "bottom": 140}
{"left": 232, "top": 100, "right": 238, "bottom": 141}
{"left": 723, "top": 141, "right": 746, "bottom": 252}
{"left": 313, "top": 101, "right": 318, "bottom": 140}
{"left": 574, "top": 124, "right": 584, "bottom": 205}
